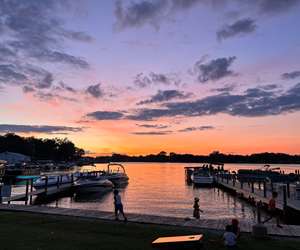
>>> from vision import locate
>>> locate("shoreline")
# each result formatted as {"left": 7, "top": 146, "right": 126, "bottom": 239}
{"left": 1, "top": 204, "right": 300, "bottom": 238}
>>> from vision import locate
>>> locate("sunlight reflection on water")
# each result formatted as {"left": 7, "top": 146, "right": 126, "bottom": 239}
{"left": 44, "top": 163, "right": 300, "bottom": 222}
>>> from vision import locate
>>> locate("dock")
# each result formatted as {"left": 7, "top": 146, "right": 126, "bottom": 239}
{"left": 214, "top": 173, "right": 300, "bottom": 224}
{"left": 0, "top": 171, "right": 105, "bottom": 204}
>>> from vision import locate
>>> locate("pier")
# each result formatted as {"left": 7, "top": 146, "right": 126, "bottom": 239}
{"left": 0, "top": 171, "right": 105, "bottom": 204}
{"left": 214, "top": 173, "right": 300, "bottom": 224}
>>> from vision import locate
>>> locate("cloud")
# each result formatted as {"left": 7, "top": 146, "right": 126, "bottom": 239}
{"left": 86, "top": 111, "right": 124, "bottom": 120}
{"left": 137, "top": 90, "right": 192, "bottom": 105}
{"left": 114, "top": 0, "right": 300, "bottom": 31}
{"left": 114, "top": 0, "right": 224, "bottom": 30}
{"left": 136, "top": 124, "right": 169, "bottom": 129}
{"left": 127, "top": 83, "right": 300, "bottom": 120}
{"left": 0, "top": 124, "right": 83, "bottom": 134}
{"left": 134, "top": 72, "right": 180, "bottom": 88}
{"left": 259, "top": 84, "right": 279, "bottom": 90}
{"left": 281, "top": 70, "right": 300, "bottom": 80}
{"left": 56, "top": 81, "right": 76, "bottom": 93}
{"left": 114, "top": 0, "right": 168, "bottom": 30}
{"left": 211, "top": 84, "right": 236, "bottom": 93}
{"left": 178, "top": 126, "right": 215, "bottom": 132}
{"left": 37, "top": 72, "right": 54, "bottom": 89}
{"left": 34, "top": 91, "right": 76, "bottom": 102}
{"left": 22, "top": 86, "right": 35, "bottom": 93}
{"left": 0, "top": 64, "right": 27, "bottom": 83}
{"left": 0, "top": 1, "right": 91, "bottom": 94}
{"left": 171, "top": 0, "right": 202, "bottom": 10}
{"left": 62, "top": 31, "right": 93, "bottom": 43}
{"left": 217, "top": 18, "right": 257, "bottom": 41}
{"left": 34, "top": 51, "right": 89, "bottom": 69}
{"left": 131, "top": 130, "right": 172, "bottom": 135}
{"left": 193, "top": 57, "right": 237, "bottom": 83}
{"left": 85, "top": 83, "right": 104, "bottom": 98}
{"left": 258, "top": 0, "right": 300, "bottom": 14}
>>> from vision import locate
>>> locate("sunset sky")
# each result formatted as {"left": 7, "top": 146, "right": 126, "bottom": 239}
{"left": 1, "top": 0, "right": 300, "bottom": 156}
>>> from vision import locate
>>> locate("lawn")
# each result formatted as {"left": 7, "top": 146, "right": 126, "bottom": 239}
{"left": 0, "top": 211, "right": 299, "bottom": 250}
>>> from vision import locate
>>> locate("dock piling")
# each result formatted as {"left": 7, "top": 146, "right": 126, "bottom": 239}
{"left": 251, "top": 182, "right": 254, "bottom": 193}
{"left": 25, "top": 180, "right": 29, "bottom": 205}
{"left": 45, "top": 176, "right": 48, "bottom": 194}
{"left": 30, "top": 178, "right": 33, "bottom": 205}
{"left": 263, "top": 181, "right": 267, "bottom": 198}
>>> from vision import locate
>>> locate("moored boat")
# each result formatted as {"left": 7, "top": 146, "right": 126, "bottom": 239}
{"left": 191, "top": 167, "right": 214, "bottom": 186}
{"left": 33, "top": 175, "right": 73, "bottom": 189}
{"left": 103, "top": 163, "right": 129, "bottom": 185}
{"left": 74, "top": 176, "right": 114, "bottom": 194}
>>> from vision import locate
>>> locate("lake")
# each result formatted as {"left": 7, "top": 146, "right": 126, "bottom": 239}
{"left": 42, "top": 162, "right": 300, "bottom": 222}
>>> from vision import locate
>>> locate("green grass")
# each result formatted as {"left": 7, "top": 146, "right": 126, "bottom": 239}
{"left": 0, "top": 211, "right": 299, "bottom": 250}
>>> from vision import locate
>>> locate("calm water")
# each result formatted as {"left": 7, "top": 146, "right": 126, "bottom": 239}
{"left": 40, "top": 163, "right": 300, "bottom": 222}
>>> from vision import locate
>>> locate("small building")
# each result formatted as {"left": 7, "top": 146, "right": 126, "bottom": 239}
{"left": 0, "top": 151, "right": 31, "bottom": 164}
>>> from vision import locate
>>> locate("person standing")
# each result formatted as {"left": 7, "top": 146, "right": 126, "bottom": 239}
{"left": 193, "top": 197, "right": 203, "bottom": 219}
{"left": 262, "top": 191, "right": 282, "bottom": 228}
{"left": 113, "top": 189, "right": 127, "bottom": 222}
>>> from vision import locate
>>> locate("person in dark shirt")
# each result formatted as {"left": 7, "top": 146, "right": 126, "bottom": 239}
{"left": 262, "top": 191, "right": 282, "bottom": 228}
{"left": 193, "top": 197, "right": 203, "bottom": 219}
{"left": 231, "top": 219, "right": 240, "bottom": 237}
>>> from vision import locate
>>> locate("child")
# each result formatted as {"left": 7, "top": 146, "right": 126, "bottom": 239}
{"left": 193, "top": 197, "right": 203, "bottom": 219}
{"left": 113, "top": 189, "right": 127, "bottom": 222}
{"left": 231, "top": 219, "right": 240, "bottom": 238}
{"left": 262, "top": 191, "right": 282, "bottom": 228}
{"left": 223, "top": 225, "right": 237, "bottom": 247}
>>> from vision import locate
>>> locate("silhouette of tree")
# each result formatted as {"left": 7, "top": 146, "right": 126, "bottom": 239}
{"left": 0, "top": 133, "right": 84, "bottom": 161}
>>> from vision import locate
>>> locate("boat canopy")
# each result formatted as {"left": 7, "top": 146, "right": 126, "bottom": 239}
{"left": 107, "top": 163, "right": 126, "bottom": 173}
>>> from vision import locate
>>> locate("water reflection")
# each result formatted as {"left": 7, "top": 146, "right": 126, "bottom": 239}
{"left": 74, "top": 191, "right": 111, "bottom": 203}
{"left": 43, "top": 163, "right": 300, "bottom": 221}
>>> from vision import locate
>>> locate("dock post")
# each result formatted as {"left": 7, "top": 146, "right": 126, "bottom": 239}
{"left": 221, "top": 174, "right": 224, "bottom": 182}
{"left": 0, "top": 185, "right": 2, "bottom": 204}
{"left": 283, "top": 186, "right": 288, "bottom": 218}
{"left": 251, "top": 182, "right": 254, "bottom": 193}
{"left": 57, "top": 176, "right": 60, "bottom": 188}
{"left": 240, "top": 181, "right": 243, "bottom": 189}
{"left": 263, "top": 181, "right": 267, "bottom": 198}
{"left": 287, "top": 182, "right": 290, "bottom": 198}
{"left": 25, "top": 179, "right": 29, "bottom": 205}
{"left": 45, "top": 176, "right": 48, "bottom": 194}
{"left": 270, "top": 181, "right": 274, "bottom": 192}
{"left": 71, "top": 174, "right": 74, "bottom": 184}
{"left": 30, "top": 178, "right": 33, "bottom": 205}
{"left": 257, "top": 203, "right": 262, "bottom": 224}
{"left": 258, "top": 181, "right": 261, "bottom": 190}
{"left": 233, "top": 176, "right": 236, "bottom": 187}
{"left": 226, "top": 174, "right": 229, "bottom": 184}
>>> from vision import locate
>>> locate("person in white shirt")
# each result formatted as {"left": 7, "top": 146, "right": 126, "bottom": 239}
{"left": 223, "top": 225, "right": 237, "bottom": 247}
{"left": 113, "top": 189, "right": 127, "bottom": 222}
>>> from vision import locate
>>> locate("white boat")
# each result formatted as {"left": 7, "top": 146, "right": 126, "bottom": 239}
{"left": 191, "top": 168, "right": 214, "bottom": 186}
{"left": 74, "top": 177, "right": 114, "bottom": 194}
{"left": 33, "top": 175, "right": 73, "bottom": 189}
{"left": 103, "top": 163, "right": 129, "bottom": 185}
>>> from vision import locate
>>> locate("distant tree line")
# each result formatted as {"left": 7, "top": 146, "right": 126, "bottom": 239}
{"left": 0, "top": 133, "right": 84, "bottom": 161}
{"left": 93, "top": 150, "right": 300, "bottom": 164}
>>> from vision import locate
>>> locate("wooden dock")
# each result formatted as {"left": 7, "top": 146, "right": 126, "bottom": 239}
{"left": 1, "top": 204, "right": 300, "bottom": 237}
{"left": 0, "top": 171, "right": 105, "bottom": 204}
{"left": 214, "top": 173, "right": 300, "bottom": 224}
